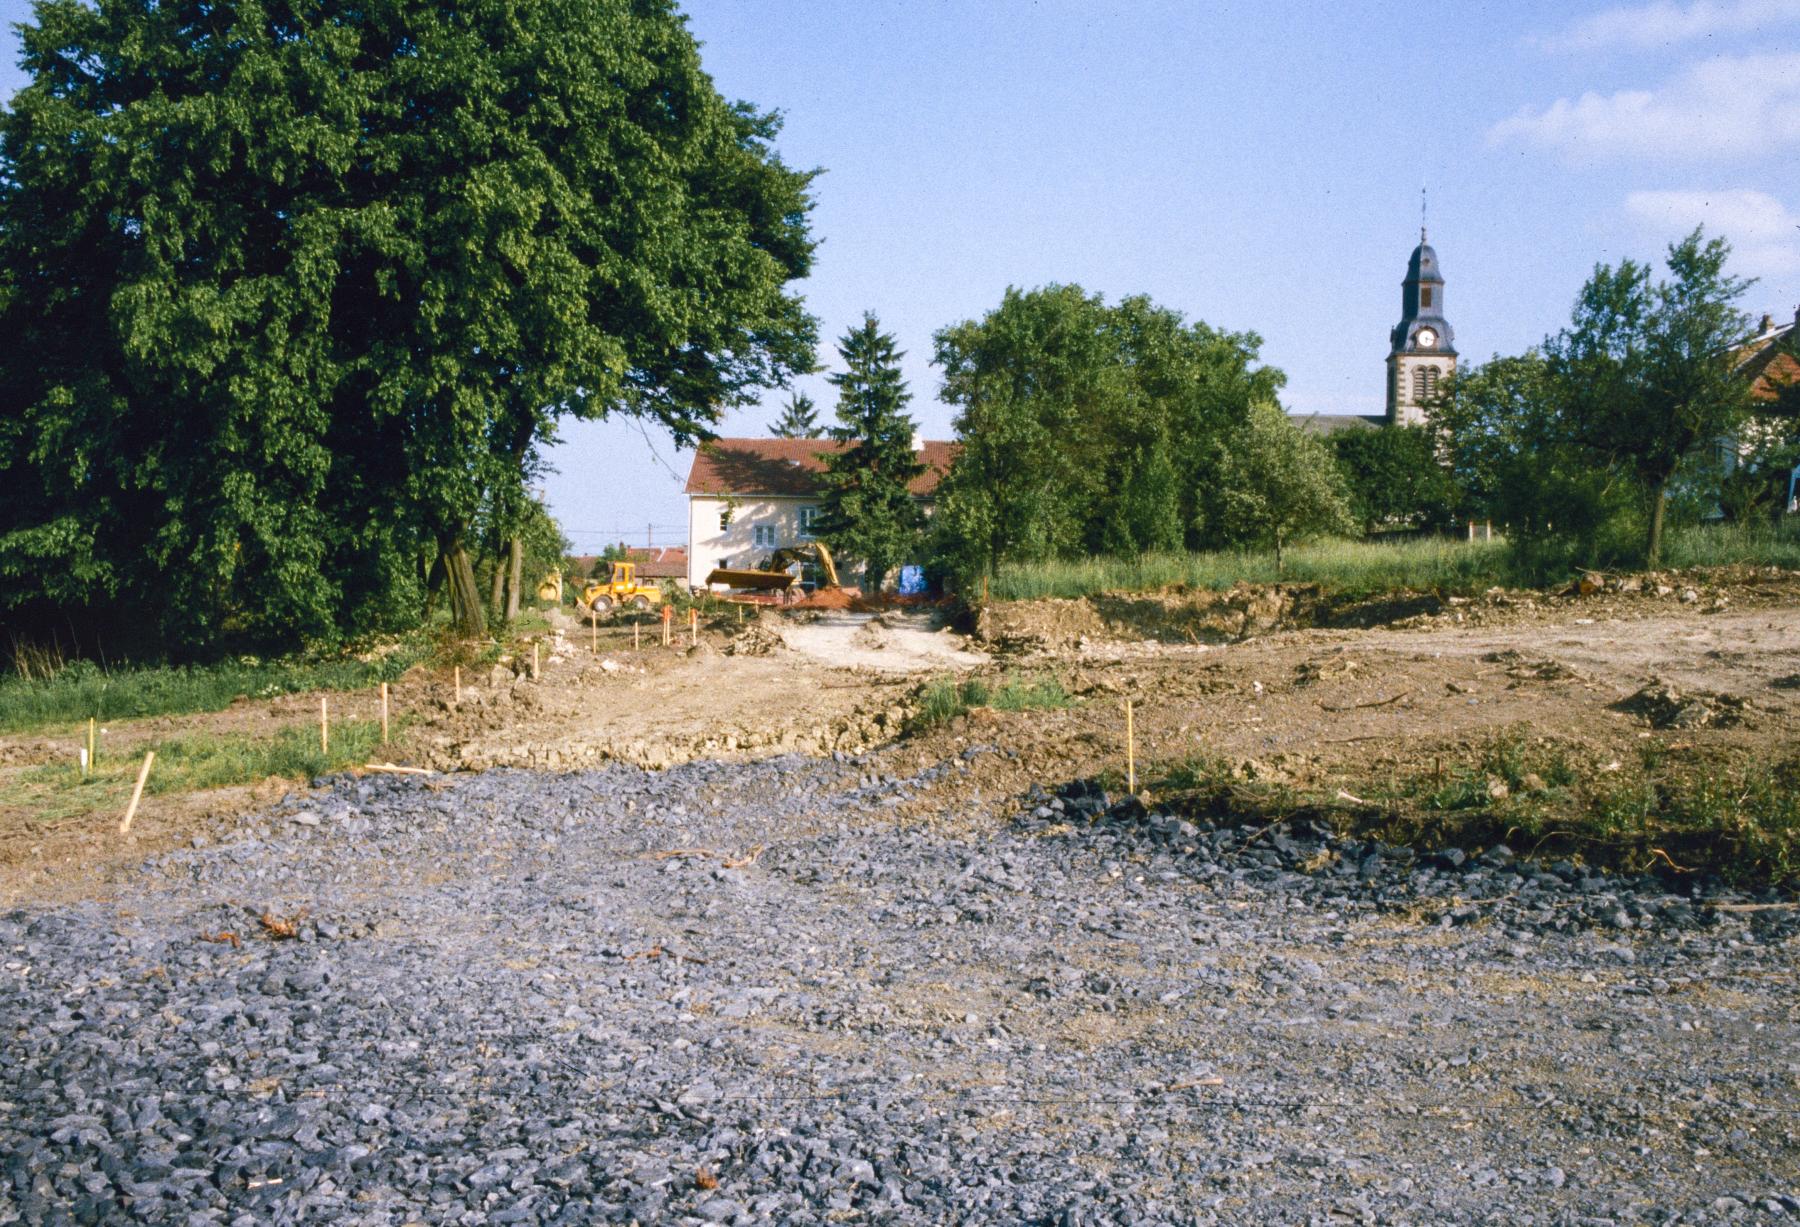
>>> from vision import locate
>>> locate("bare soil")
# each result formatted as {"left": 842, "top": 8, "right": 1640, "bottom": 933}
{"left": 4, "top": 567, "right": 1797, "bottom": 906}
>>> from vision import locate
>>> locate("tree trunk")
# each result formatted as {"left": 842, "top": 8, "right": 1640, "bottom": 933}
{"left": 439, "top": 533, "right": 487, "bottom": 638}
{"left": 1647, "top": 478, "right": 1668, "bottom": 568}
{"left": 505, "top": 537, "right": 524, "bottom": 621}
{"left": 489, "top": 541, "right": 506, "bottom": 615}
{"left": 423, "top": 551, "right": 447, "bottom": 619}
{"left": 1274, "top": 533, "right": 1285, "bottom": 575}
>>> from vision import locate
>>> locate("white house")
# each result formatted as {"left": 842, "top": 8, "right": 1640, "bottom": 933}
{"left": 684, "top": 436, "right": 958, "bottom": 588}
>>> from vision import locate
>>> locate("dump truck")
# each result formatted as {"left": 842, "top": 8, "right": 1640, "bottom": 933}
{"left": 704, "top": 541, "right": 840, "bottom": 600}
{"left": 580, "top": 560, "right": 664, "bottom": 618}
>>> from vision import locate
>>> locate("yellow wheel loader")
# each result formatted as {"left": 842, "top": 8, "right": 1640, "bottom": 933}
{"left": 580, "top": 561, "right": 665, "bottom": 619}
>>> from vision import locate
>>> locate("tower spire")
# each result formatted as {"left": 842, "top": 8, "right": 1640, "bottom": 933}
{"left": 1420, "top": 186, "right": 1428, "bottom": 244}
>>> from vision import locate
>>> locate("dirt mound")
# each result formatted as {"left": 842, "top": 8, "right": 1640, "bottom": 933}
{"left": 723, "top": 625, "right": 786, "bottom": 656}
{"left": 1481, "top": 649, "right": 1578, "bottom": 684}
{"left": 1614, "top": 679, "right": 1757, "bottom": 729}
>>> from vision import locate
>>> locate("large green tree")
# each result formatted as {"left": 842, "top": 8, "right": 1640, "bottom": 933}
{"left": 815, "top": 313, "right": 924, "bottom": 591}
{"left": 1200, "top": 402, "right": 1354, "bottom": 571}
{"left": 1429, "top": 352, "right": 1631, "bottom": 554}
{"left": 1546, "top": 228, "right": 1756, "bottom": 566}
{"left": 1330, "top": 425, "right": 1456, "bottom": 534}
{"left": 0, "top": 0, "right": 817, "bottom": 652}
{"left": 932, "top": 285, "right": 1282, "bottom": 579}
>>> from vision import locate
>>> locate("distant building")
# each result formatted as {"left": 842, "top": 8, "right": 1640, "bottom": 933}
{"left": 1297, "top": 227, "right": 1459, "bottom": 438}
{"left": 683, "top": 436, "right": 957, "bottom": 588}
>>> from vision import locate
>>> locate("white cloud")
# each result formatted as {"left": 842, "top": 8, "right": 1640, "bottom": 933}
{"left": 1540, "top": 0, "right": 1800, "bottom": 52}
{"left": 1625, "top": 189, "right": 1800, "bottom": 278}
{"left": 1489, "top": 52, "right": 1800, "bottom": 159}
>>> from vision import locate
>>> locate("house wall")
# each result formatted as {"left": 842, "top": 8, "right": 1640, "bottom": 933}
{"left": 687, "top": 495, "right": 822, "bottom": 588}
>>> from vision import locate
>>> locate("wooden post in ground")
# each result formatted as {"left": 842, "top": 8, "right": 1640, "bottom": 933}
{"left": 320, "top": 696, "right": 329, "bottom": 754}
{"left": 662, "top": 604, "right": 671, "bottom": 647}
{"left": 380, "top": 682, "right": 390, "bottom": 744}
{"left": 689, "top": 608, "right": 697, "bottom": 647}
{"left": 634, "top": 621, "right": 641, "bottom": 650}
{"left": 532, "top": 641, "right": 540, "bottom": 681}
{"left": 590, "top": 613, "right": 596, "bottom": 654}
{"left": 118, "top": 751, "right": 155, "bottom": 835}
{"left": 453, "top": 665, "right": 461, "bottom": 705}
{"left": 1125, "top": 699, "right": 1136, "bottom": 795}
{"left": 86, "top": 718, "right": 95, "bottom": 777}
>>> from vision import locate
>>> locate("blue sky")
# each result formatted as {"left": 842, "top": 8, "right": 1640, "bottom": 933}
{"left": 4, "top": 0, "right": 1797, "bottom": 554}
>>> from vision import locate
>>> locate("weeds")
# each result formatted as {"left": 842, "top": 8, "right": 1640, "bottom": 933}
{"left": 0, "top": 642, "right": 430, "bottom": 735}
{"left": 912, "top": 672, "right": 1073, "bottom": 730}
{"left": 17, "top": 720, "right": 395, "bottom": 823}
{"left": 990, "top": 521, "right": 1800, "bottom": 601}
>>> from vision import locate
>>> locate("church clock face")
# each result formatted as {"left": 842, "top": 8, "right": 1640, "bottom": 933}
{"left": 1416, "top": 327, "right": 1437, "bottom": 348}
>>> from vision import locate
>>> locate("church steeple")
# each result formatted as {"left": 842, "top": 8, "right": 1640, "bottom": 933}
{"left": 1385, "top": 226, "right": 1458, "bottom": 426}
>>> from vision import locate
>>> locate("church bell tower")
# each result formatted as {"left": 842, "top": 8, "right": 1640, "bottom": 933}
{"left": 1386, "top": 228, "right": 1457, "bottom": 426}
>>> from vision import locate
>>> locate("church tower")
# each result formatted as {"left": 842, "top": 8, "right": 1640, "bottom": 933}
{"left": 1385, "top": 229, "right": 1456, "bottom": 426}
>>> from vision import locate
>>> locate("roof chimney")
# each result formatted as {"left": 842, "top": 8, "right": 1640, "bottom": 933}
{"left": 1759, "top": 313, "right": 1774, "bottom": 334}
{"left": 911, "top": 429, "right": 923, "bottom": 452}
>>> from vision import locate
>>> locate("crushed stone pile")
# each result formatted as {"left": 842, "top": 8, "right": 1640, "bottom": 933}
{"left": 2, "top": 754, "right": 1796, "bottom": 1224}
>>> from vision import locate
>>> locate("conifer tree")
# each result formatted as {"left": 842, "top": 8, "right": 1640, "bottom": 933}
{"left": 771, "top": 392, "right": 824, "bottom": 439}
{"left": 816, "top": 314, "right": 925, "bottom": 591}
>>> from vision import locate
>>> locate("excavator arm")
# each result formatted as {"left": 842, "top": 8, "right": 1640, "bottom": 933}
{"left": 765, "top": 541, "right": 840, "bottom": 589}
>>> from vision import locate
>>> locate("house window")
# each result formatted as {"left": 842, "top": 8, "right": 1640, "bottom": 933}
{"left": 799, "top": 506, "right": 819, "bottom": 538}
{"left": 719, "top": 509, "right": 731, "bottom": 531}
{"left": 1421, "top": 287, "right": 1433, "bottom": 308}
{"left": 752, "top": 525, "right": 777, "bottom": 549}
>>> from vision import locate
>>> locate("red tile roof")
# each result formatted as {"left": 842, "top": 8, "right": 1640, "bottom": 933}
{"left": 684, "top": 437, "right": 959, "bottom": 497}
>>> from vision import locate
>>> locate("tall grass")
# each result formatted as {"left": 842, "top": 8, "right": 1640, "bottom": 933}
{"left": 992, "top": 521, "right": 1800, "bottom": 601}
{"left": 1663, "top": 519, "right": 1800, "bottom": 569}
{"left": 0, "top": 645, "right": 429, "bottom": 735}
{"left": 993, "top": 537, "right": 1515, "bottom": 601}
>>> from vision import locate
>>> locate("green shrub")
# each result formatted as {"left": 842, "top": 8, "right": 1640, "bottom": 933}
{"left": 911, "top": 672, "right": 1072, "bottom": 730}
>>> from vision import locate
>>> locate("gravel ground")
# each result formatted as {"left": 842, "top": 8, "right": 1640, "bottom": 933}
{"left": 3, "top": 752, "right": 1797, "bottom": 1225}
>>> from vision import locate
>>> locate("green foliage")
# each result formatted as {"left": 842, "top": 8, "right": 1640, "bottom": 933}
{"left": 1431, "top": 351, "right": 1640, "bottom": 562}
{"left": 1545, "top": 228, "right": 1757, "bottom": 565}
{"left": 1330, "top": 425, "right": 1456, "bottom": 533}
{"left": 815, "top": 314, "right": 925, "bottom": 591}
{"left": 912, "top": 672, "right": 1073, "bottom": 730}
{"left": 771, "top": 392, "right": 825, "bottom": 439}
{"left": 931, "top": 285, "right": 1283, "bottom": 582}
{"left": 0, "top": 0, "right": 817, "bottom": 653}
{"left": 0, "top": 643, "right": 429, "bottom": 735}
{"left": 1198, "top": 403, "right": 1356, "bottom": 569}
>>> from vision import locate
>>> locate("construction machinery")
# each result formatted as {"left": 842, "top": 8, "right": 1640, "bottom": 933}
{"left": 580, "top": 560, "right": 665, "bottom": 618}
{"left": 704, "top": 540, "right": 840, "bottom": 599}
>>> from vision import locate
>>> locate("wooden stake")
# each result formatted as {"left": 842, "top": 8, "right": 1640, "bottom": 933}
{"left": 118, "top": 751, "right": 154, "bottom": 835}
{"left": 689, "top": 608, "right": 697, "bottom": 647}
{"left": 320, "top": 696, "right": 329, "bottom": 754}
{"left": 635, "top": 621, "right": 641, "bottom": 650}
{"left": 380, "top": 682, "right": 390, "bottom": 745}
{"left": 590, "top": 614, "right": 596, "bottom": 654}
{"left": 453, "top": 665, "right": 461, "bottom": 705}
{"left": 532, "top": 641, "right": 540, "bottom": 680}
{"left": 86, "top": 718, "right": 95, "bottom": 777}
{"left": 1126, "top": 699, "right": 1136, "bottom": 795}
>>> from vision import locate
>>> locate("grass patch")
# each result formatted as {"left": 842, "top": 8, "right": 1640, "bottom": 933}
{"left": 912, "top": 672, "right": 1074, "bottom": 730}
{"left": 1128, "top": 731, "right": 1800, "bottom": 887}
{"left": 990, "top": 520, "right": 1800, "bottom": 601}
{"left": 0, "top": 642, "right": 431, "bottom": 735}
{"left": 994, "top": 538, "right": 1515, "bottom": 600}
{"left": 16, "top": 720, "right": 395, "bottom": 823}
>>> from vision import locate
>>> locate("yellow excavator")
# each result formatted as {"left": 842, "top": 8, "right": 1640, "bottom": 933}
{"left": 704, "top": 540, "right": 840, "bottom": 598}
{"left": 580, "top": 560, "right": 665, "bottom": 618}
